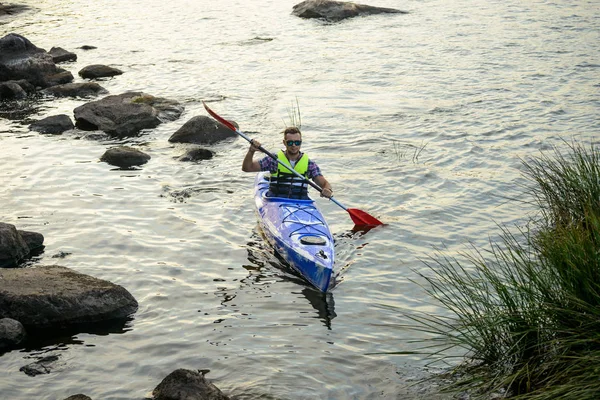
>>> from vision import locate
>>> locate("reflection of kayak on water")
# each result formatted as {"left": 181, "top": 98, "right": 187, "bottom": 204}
{"left": 253, "top": 171, "right": 335, "bottom": 292}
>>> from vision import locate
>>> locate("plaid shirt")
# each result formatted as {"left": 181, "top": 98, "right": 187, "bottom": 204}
{"left": 258, "top": 151, "right": 322, "bottom": 179}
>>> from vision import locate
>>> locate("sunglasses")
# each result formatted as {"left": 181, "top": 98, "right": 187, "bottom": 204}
{"left": 286, "top": 140, "right": 302, "bottom": 146}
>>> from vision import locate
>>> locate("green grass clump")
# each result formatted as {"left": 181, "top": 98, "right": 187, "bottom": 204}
{"left": 410, "top": 141, "right": 600, "bottom": 399}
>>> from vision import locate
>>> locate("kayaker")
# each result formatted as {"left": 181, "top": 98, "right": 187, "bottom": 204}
{"left": 242, "top": 126, "right": 334, "bottom": 199}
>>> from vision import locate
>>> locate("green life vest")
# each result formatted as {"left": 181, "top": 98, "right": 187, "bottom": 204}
{"left": 269, "top": 150, "right": 310, "bottom": 199}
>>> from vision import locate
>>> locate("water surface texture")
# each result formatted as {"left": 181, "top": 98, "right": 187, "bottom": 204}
{"left": 1, "top": 0, "right": 598, "bottom": 398}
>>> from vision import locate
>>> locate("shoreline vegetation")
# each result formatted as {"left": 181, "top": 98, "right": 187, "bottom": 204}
{"left": 409, "top": 140, "right": 600, "bottom": 399}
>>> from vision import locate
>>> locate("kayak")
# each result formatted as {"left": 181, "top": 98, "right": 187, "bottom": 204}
{"left": 253, "top": 171, "right": 335, "bottom": 292}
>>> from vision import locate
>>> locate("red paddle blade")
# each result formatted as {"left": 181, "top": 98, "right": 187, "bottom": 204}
{"left": 203, "top": 101, "right": 237, "bottom": 132}
{"left": 347, "top": 208, "right": 384, "bottom": 227}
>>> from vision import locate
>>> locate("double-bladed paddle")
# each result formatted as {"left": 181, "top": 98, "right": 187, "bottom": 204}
{"left": 203, "top": 101, "right": 384, "bottom": 227}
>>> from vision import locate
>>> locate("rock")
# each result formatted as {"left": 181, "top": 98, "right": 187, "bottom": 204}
{"left": 292, "top": 0, "right": 407, "bottom": 21}
{"left": 29, "top": 114, "right": 74, "bottom": 134}
{"left": 0, "top": 222, "right": 30, "bottom": 268}
{"left": 78, "top": 45, "right": 97, "bottom": 50}
{"left": 0, "top": 81, "right": 27, "bottom": 99}
{"left": 0, "top": 3, "right": 29, "bottom": 16}
{"left": 18, "top": 230, "right": 45, "bottom": 254}
{"left": 0, "top": 33, "right": 74, "bottom": 88}
{"left": 41, "top": 82, "right": 108, "bottom": 98}
{"left": 49, "top": 47, "right": 77, "bottom": 63}
{"left": 73, "top": 92, "right": 184, "bottom": 136}
{"left": 19, "top": 355, "right": 60, "bottom": 376}
{"left": 0, "top": 318, "right": 26, "bottom": 351}
{"left": 64, "top": 395, "right": 92, "bottom": 400}
{"left": 178, "top": 147, "right": 215, "bottom": 162}
{"left": 168, "top": 116, "right": 238, "bottom": 145}
{"left": 100, "top": 146, "right": 151, "bottom": 168}
{"left": 153, "top": 369, "right": 230, "bottom": 400}
{"left": 0, "top": 265, "right": 139, "bottom": 329}
{"left": 0, "top": 79, "right": 35, "bottom": 101}
{"left": 78, "top": 64, "right": 123, "bottom": 79}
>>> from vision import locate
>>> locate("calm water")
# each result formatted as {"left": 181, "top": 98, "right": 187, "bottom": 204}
{"left": 1, "top": 0, "right": 599, "bottom": 398}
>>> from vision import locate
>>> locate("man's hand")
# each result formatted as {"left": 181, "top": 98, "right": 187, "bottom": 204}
{"left": 249, "top": 139, "right": 261, "bottom": 153}
{"left": 320, "top": 187, "right": 333, "bottom": 198}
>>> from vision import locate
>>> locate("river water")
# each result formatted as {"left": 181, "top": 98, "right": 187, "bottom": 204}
{"left": 1, "top": 0, "right": 598, "bottom": 399}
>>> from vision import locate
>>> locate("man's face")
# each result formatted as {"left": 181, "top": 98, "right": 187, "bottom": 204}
{"left": 283, "top": 132, "right": 302, "bottom": 156}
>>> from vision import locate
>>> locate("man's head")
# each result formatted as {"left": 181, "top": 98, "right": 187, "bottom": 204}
{"left": 283, "top": 127, "right": 302, "bottom": 155}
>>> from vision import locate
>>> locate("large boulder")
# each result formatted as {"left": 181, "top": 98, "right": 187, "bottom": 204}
{"left": 0, "top": 33, "right": 74, "bottom": 88}
{"left": 73, "top": 92, "right": 184, "bottom": 136}
{"left": 0, "top": 265, "right": 138, "bottom": 329}
{"left": 292, "top": 0, "right": 407, "bottom": 21}
{"left": 0, "top": 222, "right": 30, "bottom": 268}
{"left": 153, "top": 369, "right": 230, "bottom": 400}
{"left": 168, "top": 116, "right": 238, "bottom": 145}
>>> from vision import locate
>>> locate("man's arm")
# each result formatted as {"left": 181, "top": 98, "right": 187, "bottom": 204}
{"left": 242, "top": 140, "right": 262, "bottom": 172}
{"left": 313, "top": 175, "right": 333, "bottom": 198}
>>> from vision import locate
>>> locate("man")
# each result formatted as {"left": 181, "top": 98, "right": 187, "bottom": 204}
{"left": 242, "top": 126, "right": 333, "bottom": 199}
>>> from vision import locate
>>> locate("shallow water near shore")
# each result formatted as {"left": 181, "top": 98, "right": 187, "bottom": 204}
{"left": 1, "top": 0, "right": 599, "bottom": 399}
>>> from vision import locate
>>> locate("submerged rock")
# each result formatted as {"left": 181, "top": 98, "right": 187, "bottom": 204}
{"left": 292, "top": 0, "right": 407, "bottom": 21}
{"left": 19, "top": 355, "right": 61, "bottom": 376}
{"left": 100, "top": 146, "right": 151, "bottom": 168}
{"left": 153, "top": 369, "right": 230, "bottom": 400}
{"left": 178, "top": 147, "right": 215, "bottom": 162}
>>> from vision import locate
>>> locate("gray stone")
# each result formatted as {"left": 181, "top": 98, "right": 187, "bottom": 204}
{"left": 19, "top": 355, "right": 60, "bottom": 376}
{"left": 292, "top": 0, "right": 407, "bottom": 21}
{"left": 100, "top": 146, "right": 151, "bottom": 168}
{"left": 18, "top": 230, "right": 45, "bottom": 254}
{"left": 0, "top": 318, "right": 26, "bottom": 350}
{"left": 78, "top": 64, "right": 123, "bottom": 79}
{"left": 49, "top": 46, "right": 77, "bottom": 63}
{"left": 0, "top": 33, "right": 74, "bottom": 88}
{"left": 0, "top": 222, "right": 30, "bottom": 268}
{"left": 0, "top": 265, "right": 138, "bottom": 329}
{"left": 41, "top": 82, "right": 108, "bottom": 98}
{"left": 178, "top": 147, "right": 215, "bottom": 162}
{"left": 168, "top": 116, "right": 238, "bottom": 145}
{"left": 153, "top": 369, "right": 230, "bottom": 400}
{"left": 74, "top": 92, "right": 183, "bottom": 136}
{"left": 29, "top": 114, "right": 74, "bottom": 134}
{"left": 0, "top": 81, "right": 27, "bottom": 99}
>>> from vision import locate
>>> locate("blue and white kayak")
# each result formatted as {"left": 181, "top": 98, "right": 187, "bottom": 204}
{"left": 254, "top": 171, "right": 335, "bottom": 292}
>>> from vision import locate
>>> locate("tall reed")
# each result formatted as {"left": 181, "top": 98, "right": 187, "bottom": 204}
{"left": 410, "top": 141, "right": 600, "bottom": 399}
